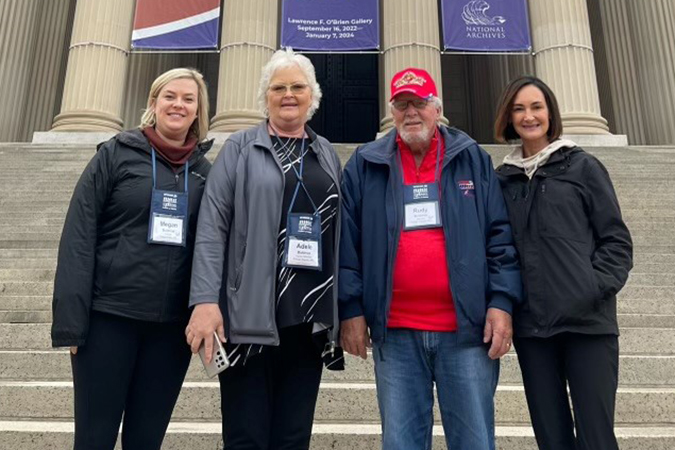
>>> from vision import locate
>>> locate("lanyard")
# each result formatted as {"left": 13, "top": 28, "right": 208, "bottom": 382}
{"left": 151, "top": 149, "right": 189, "bottom": 193}
{"left": 397, "top": 134, "right": 442, "bottom": 185}
{"left": 272, "top": 134, "right": 319, "bottom": 216}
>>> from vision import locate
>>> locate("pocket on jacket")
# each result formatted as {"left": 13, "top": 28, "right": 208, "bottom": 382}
{"left": 96, "top": 234, "right": 128, "bottom": 295}
{"left": 538, "top": 180, "right": 590, "bottom": 244}
{"left": 537, "top": 237, "right": 597, "bottom": 324}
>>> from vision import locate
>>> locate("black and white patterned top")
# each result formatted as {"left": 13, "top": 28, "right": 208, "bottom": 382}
{"left": 224, "top": 135, "right": 343, "bottom": 370}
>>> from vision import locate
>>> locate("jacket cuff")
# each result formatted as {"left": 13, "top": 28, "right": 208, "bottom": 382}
{"left": 189, "top": 297, "right": 219, "bottom": 308}
{"left": 339, "top": 299, "right": 364, "bottom": 321}
{"left": 487, "top": 294, "right": 513, "bottom": 315}
{"left": 52, "top": 338, "right": 86, "bottom": 348}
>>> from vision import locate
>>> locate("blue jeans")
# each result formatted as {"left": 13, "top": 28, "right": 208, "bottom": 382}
{"left": 373, "top": 329, "right": 499, "bottom": 450}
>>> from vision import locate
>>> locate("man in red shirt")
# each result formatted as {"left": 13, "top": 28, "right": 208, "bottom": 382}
{"left": 339, "top": 68, "right": 521, "bottom": 450}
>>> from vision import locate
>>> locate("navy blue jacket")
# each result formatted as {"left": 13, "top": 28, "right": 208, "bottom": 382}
{"left": 338, "top": 126, "right": 522, "bottom": 345}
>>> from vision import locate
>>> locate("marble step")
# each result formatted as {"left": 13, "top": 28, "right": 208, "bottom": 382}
{"left": 1, "top": 422, "right": 675, "bottom": 450}
{"left": 2, "top": 350, "right": 674, "bottom": 387}
{"left": 0, "top": 381, "right": 673, "bottom": 425}
{"left": 0, "top": 324, "right": 672, "bottom": 354}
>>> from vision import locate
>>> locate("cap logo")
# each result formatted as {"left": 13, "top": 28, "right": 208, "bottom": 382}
{"left": 394, "top": 71, "right": 427, "bottom": 88}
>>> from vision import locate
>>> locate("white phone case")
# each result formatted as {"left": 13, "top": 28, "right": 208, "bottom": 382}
{"left": 198, "top": 332, "right": 230, "bottom": 378}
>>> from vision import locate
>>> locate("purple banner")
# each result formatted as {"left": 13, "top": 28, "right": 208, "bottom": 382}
{"left": 441, "top": 0, "right": 531, "bottom": 52}
{"left": 281, "top": 0, "right": 379, "bottom": 51}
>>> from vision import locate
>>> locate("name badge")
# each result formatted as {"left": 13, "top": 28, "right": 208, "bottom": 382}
{"left": 403, "top": 183, "right": 442, "bottom": 230}
{"left": 148, "top": 190, "right": 188, "bottom": 246}
{"left": 283, "top": 213, "right": 322, "bottom": 270}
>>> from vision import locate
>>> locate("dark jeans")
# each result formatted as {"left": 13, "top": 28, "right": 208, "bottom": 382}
{"left": 514, "top": 333, "right": 620, "bottom": 450}
{"left": 70, "top": 311, "right": 191, "bottom": 450}
{"left": 219, "top": 323, "right": 324, "bottom": 450}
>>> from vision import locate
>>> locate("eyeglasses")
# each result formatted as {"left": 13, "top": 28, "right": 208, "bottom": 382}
{"left": 268, "top": 83, "right": 309, "bottom": 95}
{"left": 392, "top": 99, "right": 430, "bottom": 111}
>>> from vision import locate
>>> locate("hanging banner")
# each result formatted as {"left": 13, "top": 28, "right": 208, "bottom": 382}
{"left": 281, "top": 0, "right": 379, "bottom": 51}
{"left": 441, "top": 0, "right": 531, "bottom": 52}
{"left": 131, "top": 0, "right": 220, "bottom": 50}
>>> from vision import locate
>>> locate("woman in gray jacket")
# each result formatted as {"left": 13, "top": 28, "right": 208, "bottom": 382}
{"left": 185, "top": 48, "right": 343, "bottom": 450}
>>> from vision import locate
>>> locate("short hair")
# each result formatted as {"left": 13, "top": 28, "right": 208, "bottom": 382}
{"left": 139, "top": 68, "right": 210, "bottom": 141}
{"left": 257, "top": 48, "right": 322, "bottom": 120}
{"left": 494, "top": 75, "right": 563, "bottom": 144}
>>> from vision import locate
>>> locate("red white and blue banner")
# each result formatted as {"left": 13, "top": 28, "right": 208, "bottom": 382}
{"left": 281, "top": 0, "right": 379, "bottom": 51}
{"left": 131, "top": 0, "right": 220, "bottom": 50}
{"left": 441, "top": 0, "right": 531, "bottom": 52}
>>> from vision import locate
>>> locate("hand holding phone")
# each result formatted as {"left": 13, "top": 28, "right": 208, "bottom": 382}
{"left": 198, "top": 331, "right": 230, "bottom": 378}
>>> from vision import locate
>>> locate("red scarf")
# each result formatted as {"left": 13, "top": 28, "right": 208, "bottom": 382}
{"left": 142, "top": 127, "right": 198, "bottom": 169}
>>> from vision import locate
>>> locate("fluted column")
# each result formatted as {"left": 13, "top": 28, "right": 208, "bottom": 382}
{"left": 210, "top": 0, "right": 277, "bottom": 132}
{"left": 628, "top": 0, "right": 675, "bottom": 145}
{"left": 51, "top": 0, "right": 135, "bottom": 132}
{"left": 594, "top": 0, "right": 647, "bottom": 144}
{"left": 380, "top": 0, "right": 446, "bottom": 132}
{"left": 529, "top": 0, "right": 609, "bottom": 134}
{"left": 20, "top": 0, "right": 74, "bottom": 141}
{"left": 0, "top": 0, "right": 39, "bottom": 142}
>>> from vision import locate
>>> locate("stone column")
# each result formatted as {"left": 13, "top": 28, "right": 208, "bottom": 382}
{"left": 20, "top": 0, "right": 74, "bottom": 141}
{"left": 628, "top": 0, "right": 675, "bottom": 145}
{"left": 51, "top": 0, "right": 135, "bottom": 132}
{"left": 0, "top": 0, "right": 40, "bottom": 142}
{"left": 380, "top": 0, "right": 445, "bottom": 132}
{"left": 593, "top": 0, "right": 647, "bottom": 144}
{"left": 529, "top": 0, "right": 610, "bottom": 134}
{"left": 210, "top": 0, "right": 278, "bottom": 132}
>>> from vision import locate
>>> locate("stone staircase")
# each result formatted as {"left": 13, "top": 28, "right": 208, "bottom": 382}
{"left": 1, "top": 142, "right": 675, "bottom": 449}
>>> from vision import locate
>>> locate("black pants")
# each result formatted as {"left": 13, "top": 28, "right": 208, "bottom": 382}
{"left": 514, "top": 333, "right": 619, "bottom": 450}
{"left": 219, "top": 323, "right": 324, "bottom": 450}
{"left": 70, "top": 311, "right": 191, "bottom": 450}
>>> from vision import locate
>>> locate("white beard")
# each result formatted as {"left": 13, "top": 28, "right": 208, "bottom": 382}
{"left": 399, "top": 123, "right": 435, "bottom": 148}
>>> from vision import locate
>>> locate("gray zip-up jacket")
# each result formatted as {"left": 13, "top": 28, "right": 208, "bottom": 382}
{"left": 190, "top": 121, "right": 342, "bottom": 348}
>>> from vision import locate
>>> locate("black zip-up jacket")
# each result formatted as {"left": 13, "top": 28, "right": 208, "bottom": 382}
{"left": 51, "top": 129, "right": 213, "bottom": 347}
{"left": 496, "top": 146, "right": 632, "bottom": 338}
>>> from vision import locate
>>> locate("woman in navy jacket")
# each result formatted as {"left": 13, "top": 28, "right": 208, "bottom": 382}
{"left": 494, "top": 76, "right": 633, "bottom": 450}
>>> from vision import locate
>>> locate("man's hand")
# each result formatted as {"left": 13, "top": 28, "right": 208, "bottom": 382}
{"left": 483, "top": 307, "right": 513, "bottom": 360}
{"left": 186, "top": 303, "right": 225, "bottom": 364}
{"left": 340, "top": 316, "right": 371, "bottom": 360}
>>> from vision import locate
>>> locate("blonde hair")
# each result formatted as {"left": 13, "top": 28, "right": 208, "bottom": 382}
{"left": 139, "top": 68, "right": 210, "bottom": 141}
{"left": 257, "top": 48, "right": 322, "bottom": 120}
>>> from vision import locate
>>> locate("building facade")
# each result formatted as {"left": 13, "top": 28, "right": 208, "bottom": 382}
{"left": 1, "top": 0, "right": 674, "bottom": 144}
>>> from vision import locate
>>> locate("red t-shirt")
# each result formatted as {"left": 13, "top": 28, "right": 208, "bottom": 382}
{"left": 387, "top": 130, "right": 458, "bottom": 331}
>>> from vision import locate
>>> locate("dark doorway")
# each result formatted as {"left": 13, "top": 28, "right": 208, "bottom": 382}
{"left": 306, "top": 54, "right": 379, "bottom": 143}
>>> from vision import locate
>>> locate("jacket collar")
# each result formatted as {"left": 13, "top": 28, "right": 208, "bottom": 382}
{"left": 498, "top": 146, "right": 581, "bottom": 178}
{"left": 252, "top": 119, "right": 323, "bottom": 155}
{"left": 358, "top": 125, "right": 476, "bottom": 167}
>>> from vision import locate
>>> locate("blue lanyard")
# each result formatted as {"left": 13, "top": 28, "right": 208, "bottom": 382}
{"left": 272, "top": 134, "right": 319, "bottom": 215}
{"left": 151, "top": 149, "right": 189, "bottom": 193}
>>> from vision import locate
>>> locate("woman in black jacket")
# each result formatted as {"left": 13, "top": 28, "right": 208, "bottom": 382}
{"left": 51, "top": 68, "right": 212, "bottom": 450}
{"left": 493, "top": 76, "right": 633, "bottom": 450}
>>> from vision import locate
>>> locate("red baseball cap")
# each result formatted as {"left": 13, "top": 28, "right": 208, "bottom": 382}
{"left": 390, "top": 68, "right": 438, "bottom": 101}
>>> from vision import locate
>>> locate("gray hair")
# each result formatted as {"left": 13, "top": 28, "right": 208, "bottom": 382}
{"left": 389, "top": 96, "right": 443, "bottom": 114}
{"left": 257, "top": 48, "right": 322, "bottom": 120}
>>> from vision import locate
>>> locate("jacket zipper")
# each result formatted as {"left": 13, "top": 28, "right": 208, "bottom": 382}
{"left": 315, "top": 149, "right": 341, "bottom": 354}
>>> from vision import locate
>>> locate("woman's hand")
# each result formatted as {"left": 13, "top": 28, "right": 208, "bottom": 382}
{"left": 70, "top": 347, "right": 78, "bottom": 355}
{"left": 186, "top": 303, "right": 226, "bottom": 364}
